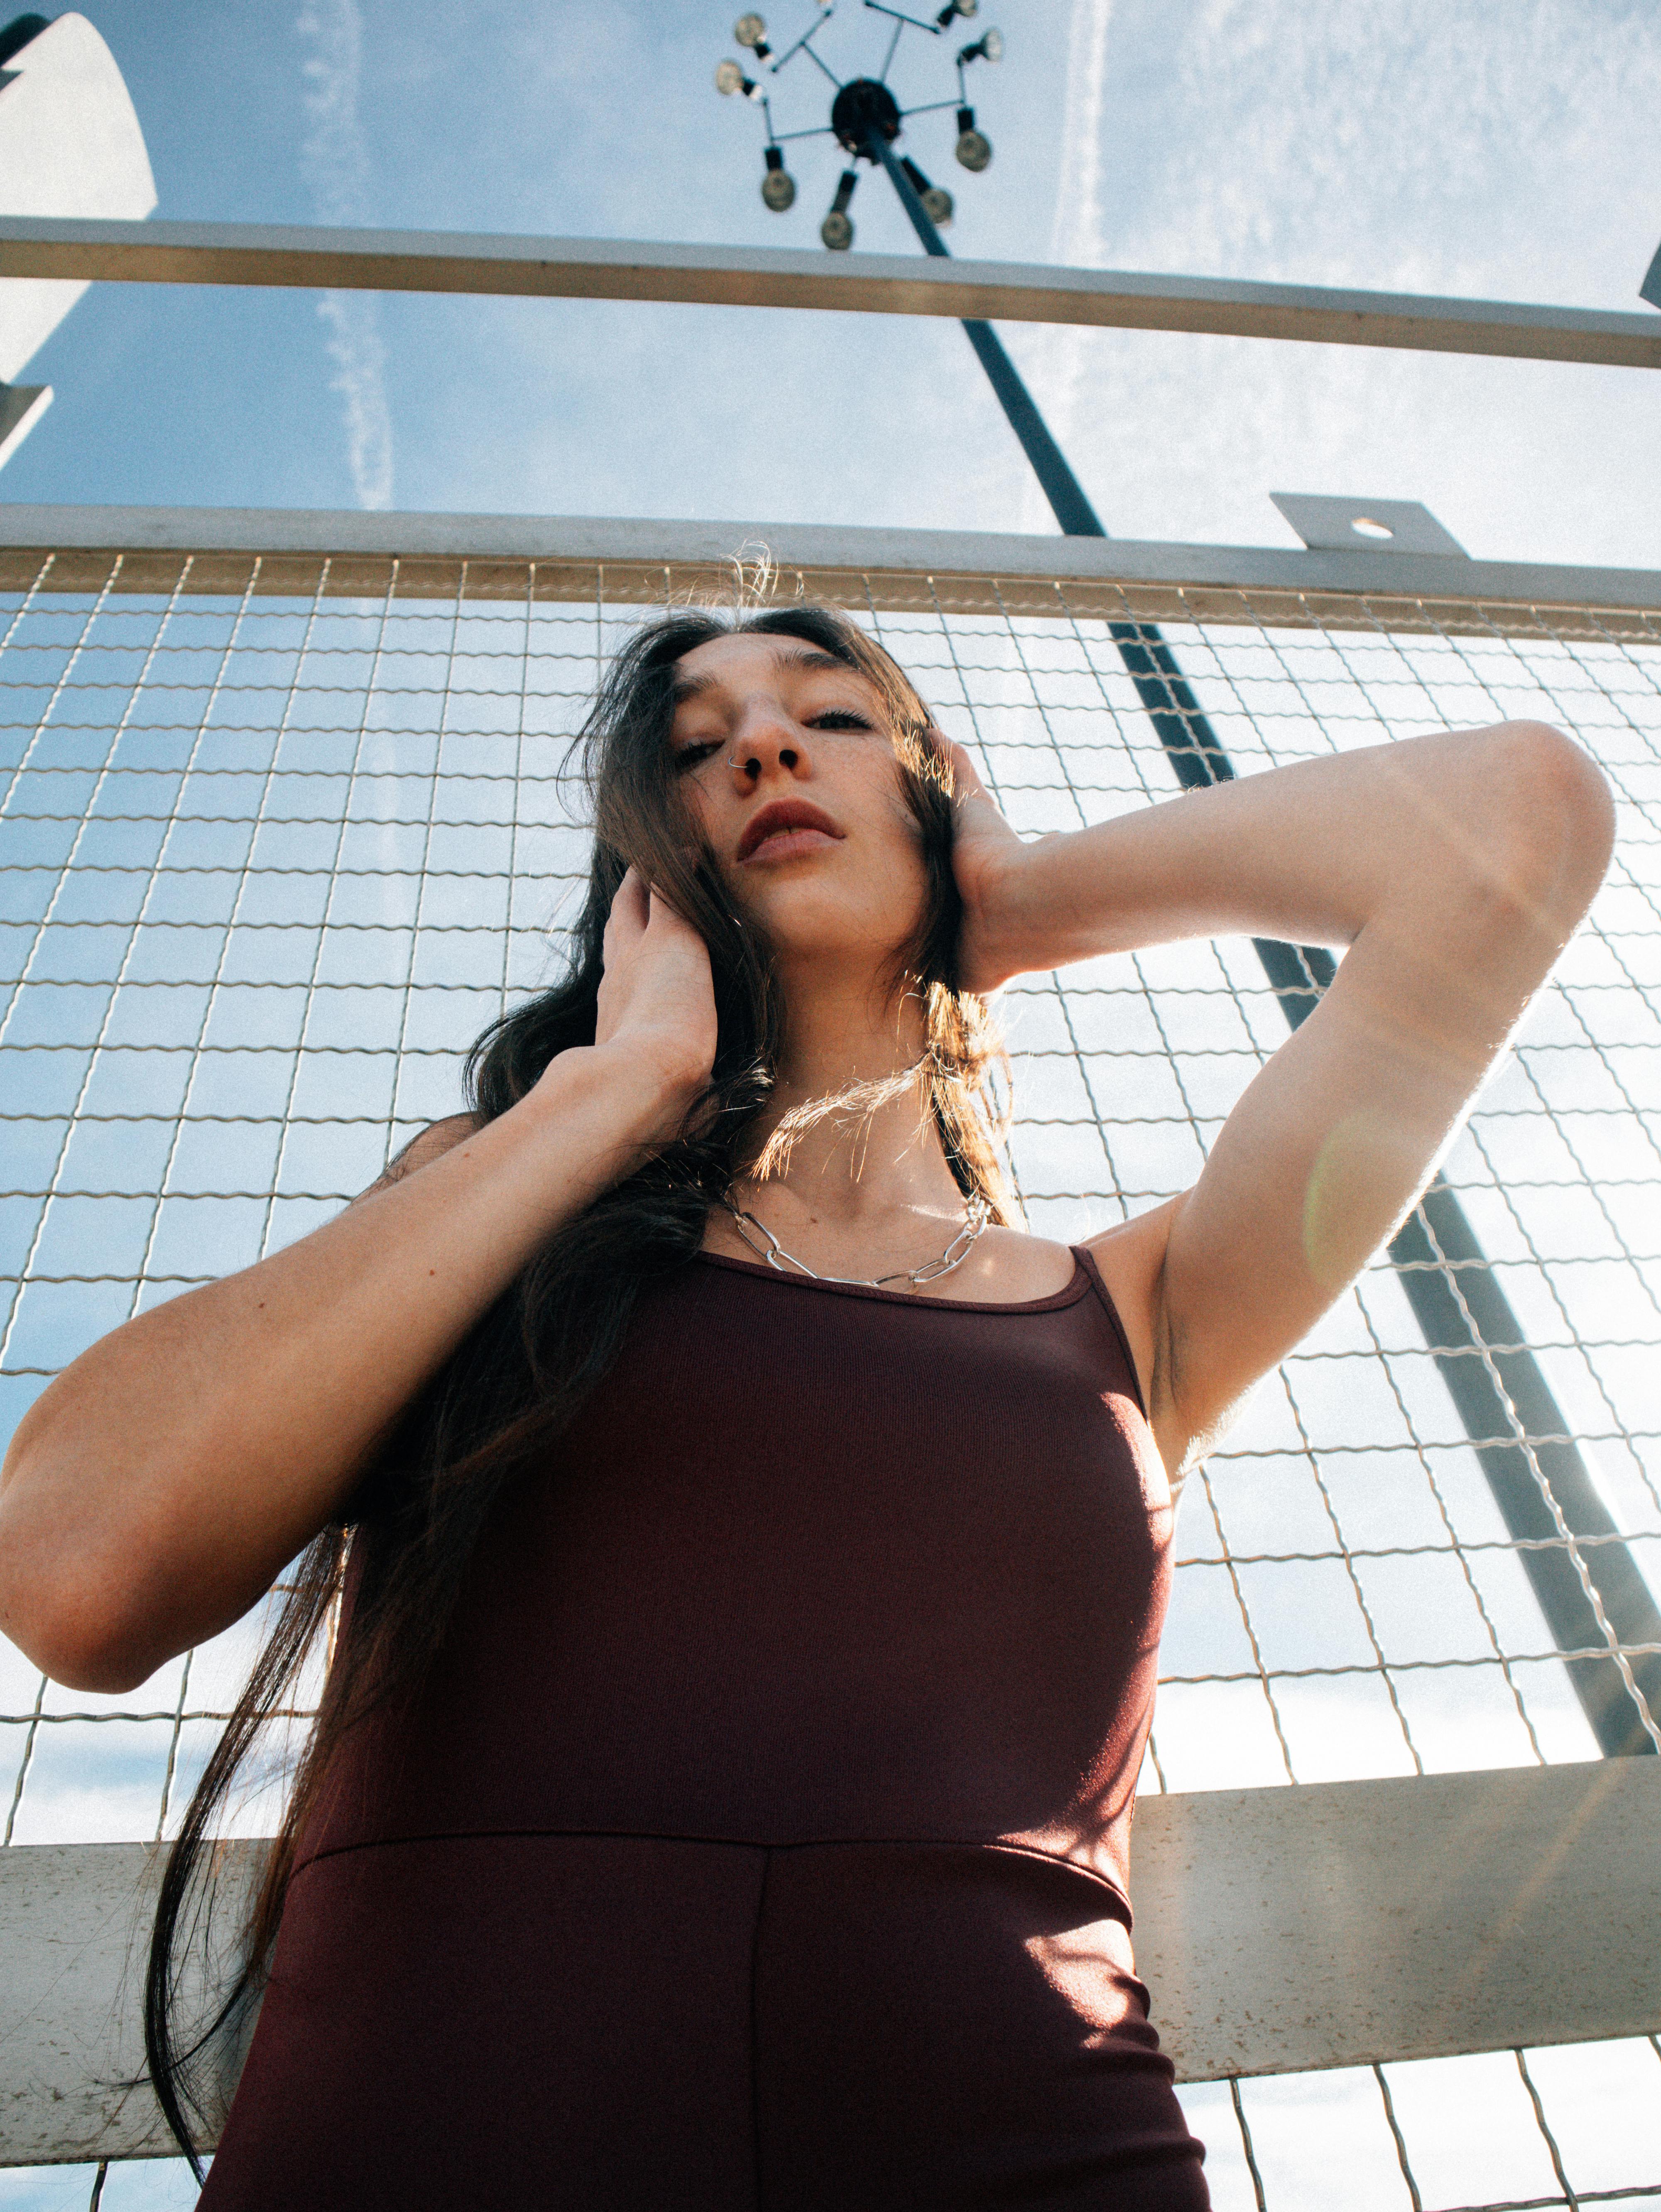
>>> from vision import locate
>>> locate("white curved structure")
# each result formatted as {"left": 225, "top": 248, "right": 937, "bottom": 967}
{"left": 0, "top": 12, "right": 154, "bottom": 462}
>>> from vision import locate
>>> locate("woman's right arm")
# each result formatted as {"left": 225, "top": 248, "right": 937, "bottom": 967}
{"left": 0, "top": 874, "right": 713, "bottom": 1694}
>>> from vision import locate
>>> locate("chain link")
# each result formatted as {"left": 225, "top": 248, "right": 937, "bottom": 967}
{"left": 720, "top": 1192, "right": 992, "bottom": 1288}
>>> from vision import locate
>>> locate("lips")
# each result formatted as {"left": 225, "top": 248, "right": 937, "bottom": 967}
{"left": 735, "top": 797, "right": 845, "bottom": 864}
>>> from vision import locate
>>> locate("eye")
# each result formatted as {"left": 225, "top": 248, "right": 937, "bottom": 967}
{"left": 808, "top": 709, "right": 874, "bottom": 732}
{"left": 673, "top": 739, "right": 721, "bottom": 773}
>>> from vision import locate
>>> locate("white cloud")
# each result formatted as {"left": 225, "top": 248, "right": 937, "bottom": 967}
{"left": 1017, "top": 0, "right": 1117, "bottom": 531}
{"left": 313, "top": 289, "right": 392, "bottom": 513}
{"left": 297, "top": 0, "right": 393, "bottom": 510}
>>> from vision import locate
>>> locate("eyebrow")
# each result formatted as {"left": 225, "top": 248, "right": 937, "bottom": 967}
{"left": 668, "top": 646, "right": 854, "bottom": 710}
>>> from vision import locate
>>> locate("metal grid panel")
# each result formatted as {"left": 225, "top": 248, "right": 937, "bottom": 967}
{"left": 872, "top": 590, "right": 1661, "bottom": 1789}
{"left": 1, "top": 550, "right": 1659, "bottom": 2207}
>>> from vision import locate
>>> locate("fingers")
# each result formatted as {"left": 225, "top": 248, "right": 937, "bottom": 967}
{"left": 950, "top": 746, "right": 1017, "bottom": 844}
{"left": 948, "top": 739, "right": 996, "bottom": 810}
{"left": 605, "top": 868, "right": 706, "bottom": 966}
{"left": 645, "top": 881, "right": 704, "bottom": 941}
{"left": 603, "top": 866, "right": 651, "bottom": 955}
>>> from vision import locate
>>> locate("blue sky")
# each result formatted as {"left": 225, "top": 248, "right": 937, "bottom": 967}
{"left": 3, "top": 0, "right": 1659, "bottom": 567}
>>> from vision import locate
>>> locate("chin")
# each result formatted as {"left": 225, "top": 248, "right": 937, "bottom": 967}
{"left": 750, "top": 881, "right": 919, "bottom": 974}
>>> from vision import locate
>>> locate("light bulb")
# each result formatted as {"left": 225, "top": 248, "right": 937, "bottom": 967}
{"left": 955, "top": 127, "right": 992, "bottom": 171}
{"left": 821, "top": 166, "right": 857, "bottom": 250}
{"left": 762, "top": 146, "right": 796, "bottom": 210}
{"left": 734, "top": 11, "right": 766, "bottom": 44}
{"left": 715, "top": 58, "right": 747, "bottom": 94}
{"left": 900, "top": 156, "right": 955, "bottom": 230}
{"left": 981, "top": 27, "right": 1003, "bottom": 59}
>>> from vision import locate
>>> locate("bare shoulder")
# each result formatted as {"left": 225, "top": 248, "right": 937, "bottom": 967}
{"left": 1082, "top": 1196, "right": 1185, "bottom": 1422}
{"left": 358, "top": 1112, "right": 484, "bottom": 1200}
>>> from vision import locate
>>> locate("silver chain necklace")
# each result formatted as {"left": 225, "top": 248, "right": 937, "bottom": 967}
{"left": 721, "top": 1191, "right": 992, "bottom": 1290}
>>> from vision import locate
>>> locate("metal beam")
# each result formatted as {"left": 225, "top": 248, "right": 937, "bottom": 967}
{"left": 1133, "top": 1757, "right": 1661, "bottom": 2080}
{"left": 3, "top": 1760, "right": 1657, "bottom": 2161}
{"left": 0, "top": 504, "right": 1657, "bottom": 623}
{"left": 0, "top": 216, "right": 1656, "bottom": 369}
{"left": 0, "top": 1838, "right": 260, "bottom": 2163}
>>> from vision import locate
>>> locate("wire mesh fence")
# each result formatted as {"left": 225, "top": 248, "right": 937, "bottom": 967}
{"left": 1, "top": 539, "right": 1659, "bottom": 2208}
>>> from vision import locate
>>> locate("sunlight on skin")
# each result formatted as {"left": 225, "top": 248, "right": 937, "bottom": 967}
{"left": 1300, "top": 1109, "right": 1433, "bottom": 1294}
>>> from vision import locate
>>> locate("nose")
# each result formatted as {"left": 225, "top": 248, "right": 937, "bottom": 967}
{"left": 727, "top": 705, "right": 805, "bottom": 788}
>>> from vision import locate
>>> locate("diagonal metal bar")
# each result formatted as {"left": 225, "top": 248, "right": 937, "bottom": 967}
{"left": 871, "top": 131, "right": 1661, "bottom": 1755}
{"left": 1392, "top": 1185, "right": 1661, "bottom": 1754}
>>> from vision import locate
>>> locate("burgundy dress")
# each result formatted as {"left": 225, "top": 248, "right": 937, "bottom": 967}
{"left": 200, "top": 1248, "right": 1208, "bottom": 2209}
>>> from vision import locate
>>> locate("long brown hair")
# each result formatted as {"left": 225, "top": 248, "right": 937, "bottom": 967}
{"left": 144, "top": 603, "right": 1015, "bottom": 2168}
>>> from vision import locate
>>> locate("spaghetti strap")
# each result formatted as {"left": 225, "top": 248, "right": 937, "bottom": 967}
{"left": 1072, "top": 1244, "right": 1149, "bottom": 1419}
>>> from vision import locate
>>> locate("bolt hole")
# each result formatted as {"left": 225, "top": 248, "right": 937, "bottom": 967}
{"left": 1350, "top": 516, "right": 1394, "bottom": 541}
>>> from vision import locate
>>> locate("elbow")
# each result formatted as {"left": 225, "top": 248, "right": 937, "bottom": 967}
{"left": 0, "top": 1554, "right": 165, "bottom": 1696}
{"left": 0, "top": 1475, "right": 177, "bottom": 1696}
{"left": 0, "top": 1383, "right": 196, "bottom": 1694}
{"left": 6, "top": 1615, "right": 173, "bottom": 1700}
{"left": 1480, "top": 719, "right": 1616, "bottom": 922}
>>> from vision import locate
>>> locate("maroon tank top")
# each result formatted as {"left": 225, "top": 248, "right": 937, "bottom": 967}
{"left": 202, "top": 1249, "right": 1206, "bottom": 2210}
{"left": 304, "top": 1243, "right": 1170, "bottom": 1886}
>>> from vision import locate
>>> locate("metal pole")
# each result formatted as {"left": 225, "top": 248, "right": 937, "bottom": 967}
{"left": 871, "top": 131, "right": 1661, "bottom": 1755}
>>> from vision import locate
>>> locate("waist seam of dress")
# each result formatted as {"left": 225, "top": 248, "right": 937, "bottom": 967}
{"left": 289, "top": 1825, "right": 1135, "bottom": 1916}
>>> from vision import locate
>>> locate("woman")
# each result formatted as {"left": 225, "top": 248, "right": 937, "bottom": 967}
{"left": 0, "top": 604, "right": 1612, "bottom": 2208}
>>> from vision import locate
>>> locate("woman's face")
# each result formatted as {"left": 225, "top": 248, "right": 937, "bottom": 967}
{"left": 666, "top": 631, "right": 932, "bottom": 981}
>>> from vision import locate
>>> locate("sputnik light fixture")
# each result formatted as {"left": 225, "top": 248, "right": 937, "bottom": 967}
{"left": 713, "top": 0, "right": 1002, "bottom": 249}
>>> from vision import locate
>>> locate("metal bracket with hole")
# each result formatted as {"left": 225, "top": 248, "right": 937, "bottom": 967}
{"left": 1269, "top": 492, "right": 1467, "bottom": 557}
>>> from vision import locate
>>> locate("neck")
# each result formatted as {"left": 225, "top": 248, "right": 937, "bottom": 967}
{"left": 738, "top": 976, "right": 966, "bottom": 1227}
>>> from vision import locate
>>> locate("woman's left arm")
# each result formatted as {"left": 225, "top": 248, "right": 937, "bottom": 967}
{"left": 952, "top": 721, "right": 1616, "bottom": 1482}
